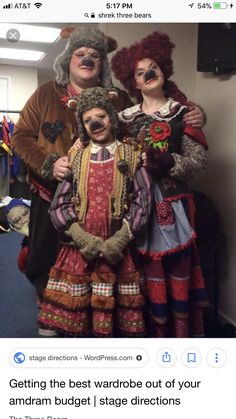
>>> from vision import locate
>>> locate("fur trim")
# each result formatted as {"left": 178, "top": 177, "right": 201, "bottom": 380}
{"left": 43, "top": 289, "right": 91, "bottom": 310}
{"left": 90, "top": 271, "right": 116, "bottom": 284}
{"left": 41, "top": 153, "right": 60, "bottom": 180}
{"left": 49, "top": 267, "right": 91, "bottom": 284}
{"left": 117, "top": 272, "right": 140, "bottom": 284}
{"left": 54, "top": 26, "right": 116, "bottom": 89}
{"left": 117, "top": 294, "right": 145, "bottom": 308}
{"left": 75, "top": 87, "right": 120, "bottom": 141}
{"left": 91, "top": 295, "right": 115, "bottom": 309}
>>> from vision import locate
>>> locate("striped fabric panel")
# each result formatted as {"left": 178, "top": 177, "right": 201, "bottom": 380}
{"left": 118, "top": 283, "right": 140, "bottom": 295}
{"left": 47, "top": 279, "right": 90, "bottom": 296}
{"left": 125, "top": 166, "right": 152, "bottom": 235}
{"left": 49, "top": 180, "right": 78, "bottom": 232}
{"left": 90, "top": 148, "right": 112, "bottom": 161}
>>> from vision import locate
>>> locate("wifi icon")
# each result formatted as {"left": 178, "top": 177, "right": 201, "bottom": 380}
{"left": 34, "top": 2, "right": 42, "bottom": 8}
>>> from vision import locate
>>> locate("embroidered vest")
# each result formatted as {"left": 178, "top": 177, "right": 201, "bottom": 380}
{"left": 69, "top": 143, "right": 140, "bottom": 233}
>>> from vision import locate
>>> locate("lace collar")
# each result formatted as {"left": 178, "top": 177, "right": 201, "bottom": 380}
{"left": 90, "top": 140, "right": 121, "bottom": 154}
{"left": 119, "top": 98, "right": 185, "bottom": 122}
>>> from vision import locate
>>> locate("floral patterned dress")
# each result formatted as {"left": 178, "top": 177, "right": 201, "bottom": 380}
{"left": 119, "top": 98, "right": 209, "bottom": 337}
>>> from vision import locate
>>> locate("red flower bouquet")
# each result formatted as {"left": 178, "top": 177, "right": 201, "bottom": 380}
{"left": 143, "top": 121, "right": 171, "bottom": 152}
{"left": 150, "top": 121, "right": 171, "bottom": 141}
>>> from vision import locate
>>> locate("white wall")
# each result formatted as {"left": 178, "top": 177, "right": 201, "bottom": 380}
{"left": 194, "top": 68, "right": 236, "bottom": 326}
{"left": 38, "top": 68, "right": 55, "bottom": 87}
{"left": 0, "top": 64, "right": 38, "bottom": 117}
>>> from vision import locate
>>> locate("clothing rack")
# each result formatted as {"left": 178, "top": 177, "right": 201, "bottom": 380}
{"left": 0, "top": 112, "right": 20, "bottom": 196}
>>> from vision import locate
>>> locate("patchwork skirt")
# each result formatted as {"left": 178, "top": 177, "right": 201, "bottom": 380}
{"left": 38, "top": 244, "right": 146, "bottom": 337}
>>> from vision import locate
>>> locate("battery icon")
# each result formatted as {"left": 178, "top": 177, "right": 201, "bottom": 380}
{"left": 213, "top": 2, "right": 228, "bottom": 8}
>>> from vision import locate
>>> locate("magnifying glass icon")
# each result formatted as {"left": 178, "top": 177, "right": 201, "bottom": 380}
{"left": 84, "top": 13, "right": 89, "bottom": 18}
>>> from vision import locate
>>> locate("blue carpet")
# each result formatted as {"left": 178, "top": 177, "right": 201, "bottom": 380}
{"left": 0, "top": 232, "right": 38, "bottom": 337}
{"left": 0, "top": 233, "right": 227, "bottom": 338}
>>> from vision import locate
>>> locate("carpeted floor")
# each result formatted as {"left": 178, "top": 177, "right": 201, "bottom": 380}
{"left": 0, "top": 231, "right": 38, "bottom": 337}
{"left": 0, "top": 232, "right": 229, "bottom": 338}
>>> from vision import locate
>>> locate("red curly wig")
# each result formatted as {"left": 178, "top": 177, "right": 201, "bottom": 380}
{"left": 111, "top": 31, "right": 187, "bottom": 104}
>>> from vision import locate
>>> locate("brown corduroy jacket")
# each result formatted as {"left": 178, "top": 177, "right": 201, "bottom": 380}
{"left": 11, "top": 81, "right": 133, "bottom": 183}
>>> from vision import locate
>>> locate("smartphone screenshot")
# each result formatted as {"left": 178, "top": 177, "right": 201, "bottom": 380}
{"left": 0, "top": 1, "right": 235, "bottom": 418}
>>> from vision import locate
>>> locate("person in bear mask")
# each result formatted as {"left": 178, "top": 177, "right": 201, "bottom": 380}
{"left": 111, "top": 31, "right": 209, "bottom": 338}
{"left": 38, "top": 87, "right": 152, "bottom": 338}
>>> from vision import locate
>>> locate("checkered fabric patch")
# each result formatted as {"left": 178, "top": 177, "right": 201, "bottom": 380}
{"left": 48, "top": 279, "right": 90, "bottom": 296}
{"left": 92, "top": 283, "right": 113, "bottom": 296}
{"left": 118, "top": 283, "right": 140, "bottom": 295}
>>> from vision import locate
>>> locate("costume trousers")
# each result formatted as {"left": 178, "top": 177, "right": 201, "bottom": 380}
{"left": 25, "top": 192, "right": 60, "bottom": 296}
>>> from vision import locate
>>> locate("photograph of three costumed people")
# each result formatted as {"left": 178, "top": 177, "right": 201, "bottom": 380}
{"left": 3, "top": 23, "right": 227, "bottom": 338}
